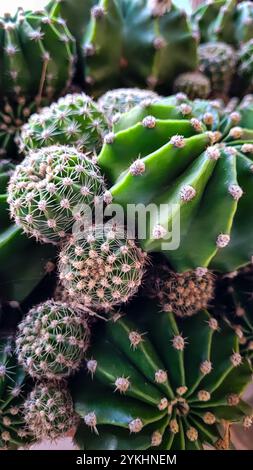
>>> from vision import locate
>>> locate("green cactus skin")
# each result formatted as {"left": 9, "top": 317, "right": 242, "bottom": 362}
{"left": 16, "top": 300, "right": 90, "bottom": 381}
{"left": 0, "top": 159, "right": 56, "bottom": 303}
{"left": 98, "top": 95, "right": 253, "bottom": 274}
{"left": 98, "top": 88, "right": 160, "bottom": 123}
{"left": 198, "top": 42, "right": 236, "bottom": 97}
{"left": 83, "top": 0, "right": 198, "bottom": 96}
{"left": 0, "top": 336, "right": 33, "bottom": 449}
{"left": 237, "top": 40, "right": 253, "bottom": 94}
{"left": 70, "top": 298, "right": 253, "bottom": 450}
{"left": 59, "top": 225, "right": 148, "bottom": 312}
{"left": 0, "top": 6, "right": 75, "bottom": 104}
{"left": 8, "top": 145, "right": 105, "bottom": 245}
{"left": 236, "top": 94, "right": 253, "bottom": 128}
{"left": 173, "top": 72, "right": 211, "bottom": 100}
{"left": 19, "top": 93, "right": 110, "bottom": 155}
{"left": 24, "top": 382, "right": 76, "bottom": 441}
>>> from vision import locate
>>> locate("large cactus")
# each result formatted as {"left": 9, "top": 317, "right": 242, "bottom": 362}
{"left": 98, "top": 95, "right": 253, "bottom": 274}
{"left": 71, "top": 299, "right": 253, "bottom": 450}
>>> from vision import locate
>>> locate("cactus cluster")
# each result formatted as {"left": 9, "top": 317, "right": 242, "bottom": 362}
{"left": 8, "top": 145, "right": 105, "bottom": 244}
{"left": 59, "top": 225, "right": 148, "bottom": 312}
{"left": 0, "top": 336, "right": 32, "bottom": 449}
{"left": 71, "top": 299, "right": 252, "bottom": 450}
{"left": 16, "top": 300, "right": 90, "bottom": 381}
{"left": 173, "top": 72, "right": 211, "bottom": 100}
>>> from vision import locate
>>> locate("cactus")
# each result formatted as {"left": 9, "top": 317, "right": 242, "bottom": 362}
{"left": 82, "top": 0, "right": 198, "bottom": 96}
{"left": 198, "top": 42, "right": 236, "bottom": 97}
{"left": 0, "top": 336, "right": 33, "bottom": 449}
{"left": 70, "top": 299, "right": 253, "bottom": 450}
{"left": 98, "top": 95, "right": 253, "bottom": 274}
{"left": 98, "top": 88, "right": 160, "bottom": 123}
{"left": 236, "top": 39, "right": 253, "bottom": 95}
{"left": 19, "top": 93, "right": 110, "bottom": 155}
{"left": 58, "top": 225, "right": 148, "bottom": 312}
{"left": 173, "top": 72, "right": 211, "bottom": 100}
{"left": 0, "top": 159, "right": 56, "bottom": 303}
{"left": 8, "top": 145, "right": 105, "bottom": 245}
{"left": 16, "top": 300, "right": 90, "bottom": 381}
{"left": 0, "top": 5, "right": 75, "bottom": 104}
{"left": 24, "top": 382, "right": 76, "bottom": 441}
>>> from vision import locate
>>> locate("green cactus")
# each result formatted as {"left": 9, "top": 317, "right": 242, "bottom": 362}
{"left": 237, "top": 40, "right": 253, "bottom": 94}
{"left": 8, "top": 145, "right": 105, "bottom": 245}
{"left": 58, "top": 225, "right": 148, "bottom": 312}
{"left": 98, "top": 95, "right": 253, "bottom": 274}
{"left": 24, "top": 382, "right": 76, "bottom": 441}
{"left": 0, "top": 159, "right": 56, "bottom": 303}
{"left": 82, "top": 0, "right": 198, "bottom": 96}
{"left": 16, "top": 300, "right": 90, "bottom": 381}
{"left": 19, "top": 93, "right": 110, "bottom": 155}
{"left": 98, "top": 88, "right": 160, "bottom": 123}
{"left": 71, "top": 298, "right": 253, "bottom": 450}
{"left": 236, "top": 94, "right": 253, "bottom": 128}
{"left": 198, "top": 42, "right": 236, "bottom": 97}
{"left": 173, "top": 72, "right": 211, "bottom": 100}
{"left": 0, "top": 336, "right": 33, "bottom": 449}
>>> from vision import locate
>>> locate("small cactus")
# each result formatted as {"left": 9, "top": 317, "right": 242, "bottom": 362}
{"left": 8, "top": 145, "right": 105, "bottom": 244}
{"left": 58, "top": 225, "right": 148, "bottom": 312}
{"left": 24, "top": 382, "right": 76, "bottom": 441}
{"left": 19, "top": 93, "right": 110, "bottom": 155}
{"left": 173, "top": 72, "right": 211, "bottom": 100}
{"left": 16, "top": 300, "right": 90, "bottom": 381}
{"left": 0, "top": 336, "right": 32, "bottom": 449}
{"left": 237, "top": 39, "right": 253, "bottom": 95}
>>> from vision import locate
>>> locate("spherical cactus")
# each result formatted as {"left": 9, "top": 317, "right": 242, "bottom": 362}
{"left": 16, "top": 300, "right": 90, "bottom": 381}
{"left": 71, "top": 299, "right": 253, "bottom": 450}
{"left": 237, "top": 39, "right": 253, "bottom": 94}
{"left": 198, "top": 42, "right": 236, "bottom": 96}
{"left": 146, "top": 262, "right": 214, "bottom": 317}
{"left": 58, "top": 225, "right": 148, "bottom": 312}
{"left": 97, "top": 88, "right": 160, "bottom": 123}
{"left": 24, "top": 382, "right": 76, "bottom": 441}
{"left": 8, "top": 145, "right": 105, "bottom": 244}
{"left": 98, "top": 96, "right": 253, "bottom": 274}
{"left": 0, "top": 336, "right": 32, "bottom": 449}
{"left": 0, "top": 6, "right": 75, "bottom": 103}
{"left": 173, "top": 72, "right": 211, "bottom": 100}
{"left": 19, "top": 93, "right": 110, "bottom": 155}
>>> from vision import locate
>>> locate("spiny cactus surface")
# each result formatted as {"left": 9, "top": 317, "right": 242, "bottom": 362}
{"left": 71, "top": 299, "right": 252, "bottom": 450}
{"left": 237, "top": 39, "right": 253, "bottom": 95}
{"left": 173, "top": 72, "right": 211, "bottom": 100}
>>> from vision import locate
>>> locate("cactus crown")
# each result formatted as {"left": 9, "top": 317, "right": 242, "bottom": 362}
{"left": 71, "top": 300, "right": 252, "bottom": 450}
{"left": 19, "top": 93, "right": 110, "bottom": 155}
{"left": 8, "top": 145, "right": 105, "bottom": 244}
{"left": 173, "top": 72, "right": 211, "bottom": 100}
{"left": 16, "top": 300, "right": 90, "bottom": 381}
{"left": 198, "top": 42, "right": 236, "bottom": 95}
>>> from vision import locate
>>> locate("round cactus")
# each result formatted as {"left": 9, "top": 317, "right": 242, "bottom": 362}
{"left": 8, "top": 145, "right": 105, "bottom": 244}
{"left": 98, "top": 95, "right": 253, "bottom": 274}
{"left": 98, "top": 88, "right": 160, "bottom": 123}
{"left": 173, "top": 72, "right": 211, "bottom": 100}
{"left": 237, "top": 39, "right": 253, "bottom": 94}
{"left": 198, "top": 42, "right": 236, "bottom": 96}
{"left": 58, "top": 225, "right": 148, "bottom": 312}
{"left": 146, "top": 261, "right": 214, "bottom": 317}
{"left": 16, "top": 300, "right": 90, "bottom": 381}
{"left": 0, "top": 336, "right": 32, "bottom": 449}
{"left": 19, "top": 93, "right": 110, "bottom": 155}
{"left": 24, "top": 382, "right": 76, "bottom": 441}
{"left": 0, "top": 6, "right": 75, "bottom": 103}
{"left": 71, "top": 299, "right": 253, "bottom": 450}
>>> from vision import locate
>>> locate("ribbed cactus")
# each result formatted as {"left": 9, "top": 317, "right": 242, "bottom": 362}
{"left": 237, "top": 39, "right": 253, "bottom": 94}
{"left": 19, "top": 93, "right": 109, "bottom": 155}
{"left": 0, "top": 336, "right": 32, "bottom": 449}
{"left": 8, "top": 145, "right": 105, "bottom": 244}
{"left": 198, "top": 42, "right": 236, "bottom": 97}
{"left": 59, "top": 225, "right": 148, "bottom": 312}
{"left": 82, "top": 0, "right": 197, "bottom": 96}
{"left": 98, "top": 95, "right": 253, "bottom": 274}
{"left": 98, "top": 88, "right": 159, "bottom": 123}
{"left": 16, "top": 300, "right": 90, "bottom": 381}
{"left": 24, "top": 382, "right": 76, "bottom": 441}
{"left": 0, "top": 159, "right": 56, "bottom": 303}
{"left": 71, "top": 299, "right": 253, "bottom": 450}
{"left": 173, "top": 72, "right": 211, "bottom": 100}
{"left": 0, "top": 6, "right": 75, "bottom": 103}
